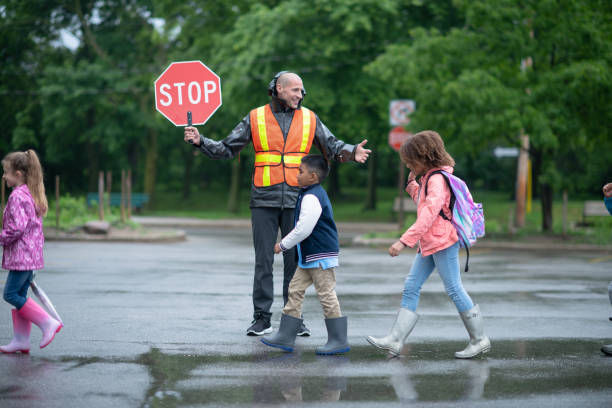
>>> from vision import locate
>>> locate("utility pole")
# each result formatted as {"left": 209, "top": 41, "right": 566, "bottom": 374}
{"left": 516, "top": 23, "right": 533, "bottom": 229}
{"left": 515, "top": 132, "right": 529, "bottom": 228}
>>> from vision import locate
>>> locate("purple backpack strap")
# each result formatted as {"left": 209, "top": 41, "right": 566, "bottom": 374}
{"left": 424, "top": 170, "right": 455, "bottom": 221}
{"left": 424, "top": 170, "right": 470, "bottom": 272}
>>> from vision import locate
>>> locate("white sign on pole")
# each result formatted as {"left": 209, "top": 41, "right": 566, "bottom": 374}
{"left": 493, "top": 147, "right": 519, "bottom": 158}
{"left": 389, "top": 99, "right": 415, "bottom": 126}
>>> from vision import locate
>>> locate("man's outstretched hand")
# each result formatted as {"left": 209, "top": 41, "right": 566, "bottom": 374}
{"left": 354, "top": 139, "right": 371, "bottom": 163}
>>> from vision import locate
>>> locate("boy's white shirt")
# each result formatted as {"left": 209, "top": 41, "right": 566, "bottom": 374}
{"left": 280, "top": 194, "right": 322, "bottom": 250}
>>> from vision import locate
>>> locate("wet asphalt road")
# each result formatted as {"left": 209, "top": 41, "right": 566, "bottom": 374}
{"left": 0, "top": 227, "right": 611, "bottom": 408}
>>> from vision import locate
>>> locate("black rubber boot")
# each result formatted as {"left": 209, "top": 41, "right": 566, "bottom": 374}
{"left": 316, "top": 316, "right": 350, "bottom": 355}
{"left": 261, "top": 314, "right": 302, "bottom": 352}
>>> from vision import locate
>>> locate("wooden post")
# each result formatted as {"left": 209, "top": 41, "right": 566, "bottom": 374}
{"left": 397, "top": 159, "right": 406, "bottom": 230}
{"left": 98, "top": 171, "right": 104, "bottom": 221}
{"left": 106, "top": 171, "right": 112, "bottom": 214}
{"left": 515, "top": 133, "right": 529, "bottom": 228}
{"left": 127, "top": 169, "right": 132, "bottom": 220}
{"left": 55, "top": 175, "right": 60, "bottom": 228}
{"left": 517, "top": 27, "right": 533, "bottom": 228}
{"left": 562, "top": 190, "right": 568, "bottom": 237}
{"left": 121, "top": 170, "right": 126, "bottom": 222}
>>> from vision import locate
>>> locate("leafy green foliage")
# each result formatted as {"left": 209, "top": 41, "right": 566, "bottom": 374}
{"left": 367, "top": 0, "right": 612, "bottom": 228}
{"left": 1, "top": 0, "right": 610, "bottom": 230}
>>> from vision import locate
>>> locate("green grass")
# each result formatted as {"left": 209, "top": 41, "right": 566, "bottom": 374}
{"left": 145, "top": 187, "right": 401, "bottom": 222}
{"left": 43, "top": 194, "right": 141, "bottom": 230}
{"left": 147, "top": 187, "right": 611, "bottom": 245}
{"left": 43, "top": 187, "right": 612, "bottom": 245}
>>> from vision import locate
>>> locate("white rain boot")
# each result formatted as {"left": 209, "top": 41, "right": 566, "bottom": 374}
{"left": 455, "top": 304, "right": 491, "bottom": 359}
{"left": 366, "top": 308, "right": 419, "bottom": 356}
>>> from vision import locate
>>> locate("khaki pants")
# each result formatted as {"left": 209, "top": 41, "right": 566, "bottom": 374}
{"left": 283, "top": 266, "right": 341, "bottom": 319}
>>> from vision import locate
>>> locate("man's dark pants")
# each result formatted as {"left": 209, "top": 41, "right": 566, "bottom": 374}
{"left": 251, "top": 207, "right": 297, "bottom": 316}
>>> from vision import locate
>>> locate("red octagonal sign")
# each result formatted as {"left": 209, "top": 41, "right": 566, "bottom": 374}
{"left": 389, "top": 126, "right": 412, "bottom": 152}
{"left": 154, "top": 60, "right": 222, "bottom": 126}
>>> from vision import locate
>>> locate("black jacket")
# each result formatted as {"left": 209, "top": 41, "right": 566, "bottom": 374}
{"left": 196, "top": 97, "right": 356, "bottom": 209}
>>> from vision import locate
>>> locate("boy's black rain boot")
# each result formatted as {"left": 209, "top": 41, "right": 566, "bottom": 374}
{"left": 316, "top": 316, "right": 350, "bottom": 355}
{"left": 261, "top": 314, "right": 302, "bottom": 352}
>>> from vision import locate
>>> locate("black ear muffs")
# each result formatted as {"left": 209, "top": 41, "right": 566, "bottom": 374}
{"left": 268, "top": 70, "right": 289, "bottom": 97}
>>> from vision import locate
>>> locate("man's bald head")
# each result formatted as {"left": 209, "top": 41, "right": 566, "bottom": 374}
{"left": 277, "top": 72, "right": 302, "bottom": 88}
{"left": 275, "top": 72, "right": 305, "bottom": 110}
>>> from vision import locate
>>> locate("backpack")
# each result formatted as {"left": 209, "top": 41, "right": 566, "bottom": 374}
{"left": 425, "top": 170, "right": 485, "bottom": 272}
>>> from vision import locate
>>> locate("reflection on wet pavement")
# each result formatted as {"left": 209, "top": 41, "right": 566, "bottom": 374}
{"left": 0, "top": 229, "right": 610, "bottom": 407}
{"left": 134, "top": 340, "right": 611, "bottom": 407}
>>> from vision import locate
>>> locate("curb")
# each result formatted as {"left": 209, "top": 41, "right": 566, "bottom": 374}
{"left": 45, "top": 227, "right": 186, "bottom": 243}
{"left": 132, "top": 216, "right": 251, "bottom": 229}
{"left": 131, "top": 216, "right": 399, "bottom": 233}
{"left": 126, "top": 216, "right": 612, "bottom": 252}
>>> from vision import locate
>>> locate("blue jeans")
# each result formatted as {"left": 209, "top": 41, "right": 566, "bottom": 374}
{"left": 401, "top": 242, "right": 474, "bottom": 313}
{"left": 3, "top": 270, "right": 33, "bottom": 310}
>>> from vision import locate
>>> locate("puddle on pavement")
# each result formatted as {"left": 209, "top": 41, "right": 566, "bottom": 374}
{"left": 133, "top": 339, "right": 611, "bottom": 407}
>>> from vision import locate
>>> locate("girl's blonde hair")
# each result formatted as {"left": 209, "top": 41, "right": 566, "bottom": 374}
{"left": 400, "top": 130, "right": 455, "bottom": 173}
{"left": 2, "top": 150, "right": 48, "bottom": 216}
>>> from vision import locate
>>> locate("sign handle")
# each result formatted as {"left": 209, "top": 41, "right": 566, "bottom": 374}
{"left": 187, "top": 111, "right": 193, "bottom": 144}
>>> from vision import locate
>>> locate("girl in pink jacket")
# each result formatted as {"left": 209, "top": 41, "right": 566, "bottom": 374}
{"left": 0, "top": 150, "right": 62, "bottom": 353}
{"left": 367, "top": 131, "right": 490, "bottom": 358}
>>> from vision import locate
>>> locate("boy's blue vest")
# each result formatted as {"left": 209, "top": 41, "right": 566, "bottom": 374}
{"left": 294, "top": 183, "right": 339, "bottom": 263}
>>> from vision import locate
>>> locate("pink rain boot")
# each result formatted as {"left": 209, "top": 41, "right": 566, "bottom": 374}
{"left": 17, "top": 298, "right": 62, "bottom": 349}
{"left": 0, "top": 309, "right": 31, "bottom": 354}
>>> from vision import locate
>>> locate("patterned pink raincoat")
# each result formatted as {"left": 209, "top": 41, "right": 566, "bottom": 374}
{"left": 0, "top": 184, "right": 44, "bottom": 270}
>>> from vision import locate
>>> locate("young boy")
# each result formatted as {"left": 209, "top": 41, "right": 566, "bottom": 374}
{"left": 261, "top": 155, "right": 349, "bottom": 355}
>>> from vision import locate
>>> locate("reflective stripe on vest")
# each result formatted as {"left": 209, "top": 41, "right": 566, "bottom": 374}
{"left": 250, "top": 104, "right": 316, "bottom": 187}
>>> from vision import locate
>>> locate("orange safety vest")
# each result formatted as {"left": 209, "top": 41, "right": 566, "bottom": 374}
{"left": 250, "top": 104, "right": 316, "bottom": 187}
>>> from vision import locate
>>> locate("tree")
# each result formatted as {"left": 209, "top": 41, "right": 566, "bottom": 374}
{"left": 11, "top": 0, "right": 168, "bottom": 197}
{"left": 367, "top": 0, "right": 612, "bottom": 231}
{"left": 152, "top": 0, "right": 255, "bottom": 209}
{"left": 0, "top": 0, "right": 60, "bottom": 157}
{"left": 196, "top": 0, "right": 469, "bottom": 210}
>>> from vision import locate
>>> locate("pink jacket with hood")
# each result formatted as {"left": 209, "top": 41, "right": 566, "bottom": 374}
{"left": 400, "top": 166, "right": 458, "bottom": 256}
{"left": 0, "top": 184, "right": 44, "bottom": 270}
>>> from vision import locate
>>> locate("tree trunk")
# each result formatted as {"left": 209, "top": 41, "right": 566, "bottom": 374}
{"left": 183, "top": 149, "right": 194, "bottom": 199}
{"left": 364, "top": 149, "right": 377, "bottom": 210}
{"left": 531, "top": 148, "right": 541, "bottom": 203}
{"left": 541, "top": 182, "right": 553, "bottom": 232}
{"left": 327, "top": 161, "right": 341, "bottom": 200}
{"left": 531, "top": 147, "right": 553, "bottom": 231}
{"left": 86, "top": 109, "right": 99, "bottom": 192}
{"left": 143, "top": 127, "right": 157, "bottom": 205}
{"left": 227, "top": 157, "right": 242, "bottom": 213}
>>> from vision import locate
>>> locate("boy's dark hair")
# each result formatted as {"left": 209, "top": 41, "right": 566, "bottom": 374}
{"left": 301, "top": 155, "right": 330, "bottom": 182}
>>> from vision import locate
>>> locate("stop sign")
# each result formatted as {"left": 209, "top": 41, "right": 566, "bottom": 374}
{"left": 154, "top": 60, "right": 222, "bottom": 126}
{"left": 388, "top": 126, "right": 412, "bottom": 152}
